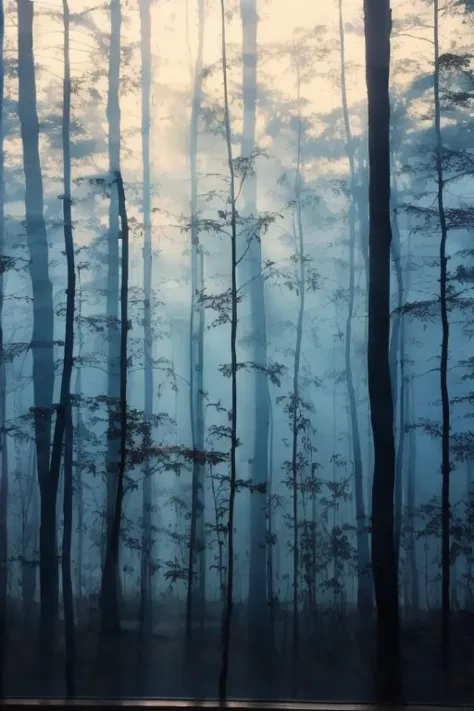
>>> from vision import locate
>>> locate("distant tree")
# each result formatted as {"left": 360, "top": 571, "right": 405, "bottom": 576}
{"left": 186, "top": 0, "right": 206, "bottom": 645}
{"left": 338, "top": 0, "right": 372, "bottom": 613}
{"left": 17, "top": 0, "right": 56, "bottom": 677}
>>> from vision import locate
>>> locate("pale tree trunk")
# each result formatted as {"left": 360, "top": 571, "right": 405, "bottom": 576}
{"left": 339, "top": 0, "right": 372, "bottom": 614}
{"left": 364, "top": 0, "right": 402, "bottom": 700}
{"left": 139, "top": 0, "right": 154, "bottom": 640}
{"left": 18, "top": 0, "right": 56, "bottom": 674}
{"left": 240, "top": 0, "right": 270, "bottom": 644}
{"left": 186, "top": 0, "right": 206, "bottom": 643}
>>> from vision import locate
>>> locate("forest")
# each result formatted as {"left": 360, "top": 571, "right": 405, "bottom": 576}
{"left": 0, "top": 0, "right": 474, "bottom": 703}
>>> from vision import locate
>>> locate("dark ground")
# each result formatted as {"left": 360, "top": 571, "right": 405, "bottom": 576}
{"left": 2, "top": 603, "right": 474, "bottom": 703}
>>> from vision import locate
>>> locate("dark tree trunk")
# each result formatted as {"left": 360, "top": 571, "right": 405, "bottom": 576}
{"left": 218, "top": 0, "right": 238, "bottom": 699}
{"left": 100, "top": 0, "right": 123, "bottom": 635}
{"left": 186, "top": 0, "right": 206, "bottom": 644}
{"left": 0, "top": 0, "right": 6, "bottom": 692}
{"left": 139, "top": 0, "right": 154, "bottom": 641}
{"left": 18, "top": 0, "right": 56, "bottom": 674}
{"left": 100, "top": 172, "right": 129, "bottom": 635}
{"left": 364, "top": 0, "right": 402, "bottom": 701}
{"left": 339, "top": 0, "right": 372, "bottom": 615}
{"left": 103, "top": 0, "right": 121, "bottom": 622}
{"left": 60, "top": 0, "right": 76, "bottom": 695}
{"left": 433, "top": 0, "right": 451, "bottom": 672}
{"left": 390, "top": 185, "right": 404, "bottom": 571}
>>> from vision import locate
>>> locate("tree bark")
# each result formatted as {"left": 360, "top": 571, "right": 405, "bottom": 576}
{"left": 364, "top": 0, "right": 402, "bottom": 700}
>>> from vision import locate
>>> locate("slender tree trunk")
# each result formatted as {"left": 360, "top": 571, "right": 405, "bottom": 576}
{"left": 433, "top": 0, "right": 451, "bottom": 671}
{"left": 390, "top": 184, "right": 404, "bottom": 571}
{"left": 60, "top": 0, "right": 76, "bottom": 695}
{"left": 186, "top": 0, "right": 206, "bottom": 643}
{"left": 100, "top": 172, "right": 129, "bottom": 635}
{"left": 406, "top": 376, "right": 418, "bottom": 611}
{"left": 339, "top": 0, "right": 372, "bottom": 615}
{"left": 74, "top": 274, "right": 84, "bottom": 613}
{"left": 100, "top": 0, "right": 122, "bottom": 635}
{"left": 0, "top": 0, "right": 6, "bottom": 691}
{"left": 218, "top": 0, "right": 238, "bottom": 699}
{"left": 102, "top": 0, "right": 121, "bottom": 624}
{"left": 240, "top": 0, "right": 270, "bottom": 639}
{"left": 267, "top": 397, "right": 275, "bottom": 650}
{"left": 290, "top": 78, "right": 305, "bottom": 664}
{"left": 364, "top": 0, "right": 402, "bottom": 701}
{"left": 139, "top": 0, "right": 154, "bottom": 640}
{"left": 18, "top": 0, "right": 56, "bottom": 673}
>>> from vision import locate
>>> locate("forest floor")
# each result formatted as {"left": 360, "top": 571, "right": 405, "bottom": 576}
{"left": 3, "top": 603, "right": 474, "bottom": 703}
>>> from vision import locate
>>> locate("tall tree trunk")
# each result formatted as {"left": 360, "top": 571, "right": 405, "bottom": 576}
{"left": 433, "top": 0, "right": 451, "bottom": 671}
{"left": 139, "top": 0, "right": 154, "bottom": 640}
{"left": 0, "top": 0, "right": 6, "bottom": 691}
{"left": 290, "top": 74, "right": 305, "bottom": 664}
{"left": 18, "top": 0, "right": 56, "bottom": 672}
{"left": 390, "top": 183, "right": 404, "bottom": 571}
{"left": 218, "top": 0, "right": 238, "bottom": 699}
{"left": 100, "top": 172, "right": 129, "bottom": 635}
{"left": 240, "top": 0, "right": 270, "bottom": 640}
{"left": 406, "top": 375, "right": 418, "bottom": 611}
{"left": 60, "top": 0, "right": 76, "bottom": 695}
{"left": 267, "top": 396, "right": 275, "bottom": 650}
{"left": 338, "top": 0, "right": 372, "bottom": 614}
{"left": 100, "top": 0, "right": 122, "bottom": 635}
{"left": 186, "top": 0, "right": 206, "bottom": 643}
{"left": 74, "top": 273, "right": 84, "bottom": 612}
{"left": 364, "top": 0, "right": 402, "bottom": 700}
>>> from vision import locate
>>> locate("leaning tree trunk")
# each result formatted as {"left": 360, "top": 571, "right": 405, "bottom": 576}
{"left": 186, "top": 0, "right": 206, "bottom": 644}
{"left": 218, "top": 0, "right": 238, "bottom": 700}
{"left": 60, "top": 0, "right": 76, "bottom": 696}
{"left": 338, "top": 0, "right": 372, "bottom": 614}
{"left": 433, "top": 0, "right": 451, "bottom": 672}
{"left": 100, "top": 0, "right": 122, "bottom": 635}
{"left": 364, "top": 0, "right": 402, "bottom": 701}
{"left": 139, "top": 0, "right": 154, "bottom": 641}
{"left": 240, "top": 0, "right": 270, "bottom": 642}
{"left": 18, "top": 0, "right": 56, "bottom": 675}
